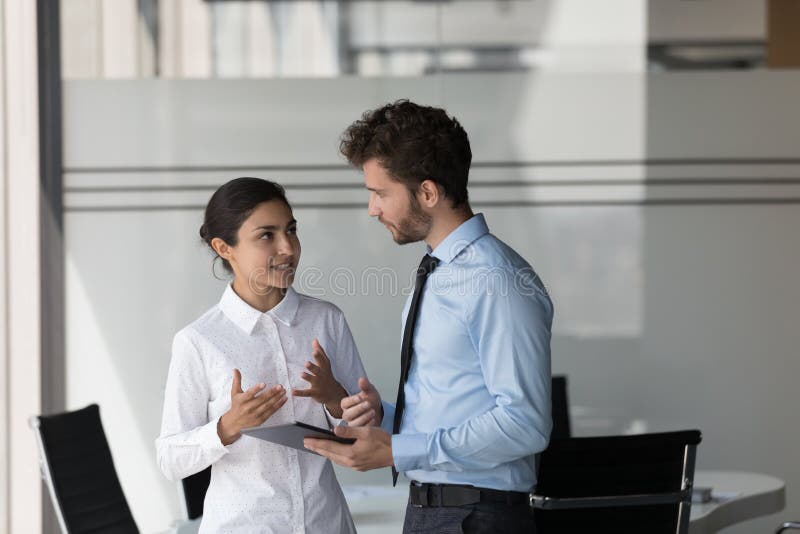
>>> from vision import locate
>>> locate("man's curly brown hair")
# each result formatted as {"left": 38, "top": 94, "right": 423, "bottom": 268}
{"left": 339, "top": 99, "right": 471, "bottom": 208}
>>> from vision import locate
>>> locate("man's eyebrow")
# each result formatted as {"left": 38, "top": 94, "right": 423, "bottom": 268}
{"left": 366, "top": 186, "right": 382, "bottom": 192}
{"left": 251, "top": 219, "right": 297, "bottom": 232}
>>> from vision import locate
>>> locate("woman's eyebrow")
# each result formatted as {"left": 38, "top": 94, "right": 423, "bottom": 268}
{"left": 252, "top": 219, "right": 297, "bottom": 232}
{"left": 252, "top": 225, "right": 278, "bottom": 232}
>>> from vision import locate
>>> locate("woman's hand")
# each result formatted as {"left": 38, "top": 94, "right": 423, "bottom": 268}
{"left": 292, "top": 339, "right": 348, "bottom": 418}
{"left": 340, "top": 377, "right": 383, "bottom": 427}
{"left": 217, "top": 369, "right": 287, "bottom": 445}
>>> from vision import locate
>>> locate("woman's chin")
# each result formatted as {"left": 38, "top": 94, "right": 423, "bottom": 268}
{"left": 269, "top": 273, "right": 295, "bottom": 290}
{"left": 248, "top": 275, "right": 294, "bottom": 295}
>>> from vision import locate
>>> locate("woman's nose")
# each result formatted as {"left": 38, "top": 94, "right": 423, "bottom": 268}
{"left": 277, "top": 234, "right": 296, "bottom": 256}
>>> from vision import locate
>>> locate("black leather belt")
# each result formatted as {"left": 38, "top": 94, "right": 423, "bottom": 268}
{"left": 409, "top": 481, "right": 530, "bottom": 507}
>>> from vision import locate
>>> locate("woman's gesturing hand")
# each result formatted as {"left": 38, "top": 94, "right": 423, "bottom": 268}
{"left": 217, "top": 368, "right": 287, "bottom": 445}
{"left": 292, "top": 339, "right": 348, "bottom": 418}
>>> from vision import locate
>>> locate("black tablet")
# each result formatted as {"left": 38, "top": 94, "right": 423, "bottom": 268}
{"left": 241, "top": 421, "right": 355, "bottom": 455}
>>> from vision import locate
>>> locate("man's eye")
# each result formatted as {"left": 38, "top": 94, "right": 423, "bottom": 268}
{"left": 288, "top": 227, "right": 298, "bottom": 235}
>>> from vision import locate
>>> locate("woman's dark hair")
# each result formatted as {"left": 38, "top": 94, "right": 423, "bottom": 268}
{"left": 199, "top": 177, "right": 290, "bottom": 273}
{"left": 339, "top": 99, "right": 471, "bottom": 208}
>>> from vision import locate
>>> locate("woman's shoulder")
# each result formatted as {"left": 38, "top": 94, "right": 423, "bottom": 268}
{"left": 293, "top": 291, "right": 345, "bottom": 320}
{"left": 173, "top": 304, "right": 226, "bottom": 345}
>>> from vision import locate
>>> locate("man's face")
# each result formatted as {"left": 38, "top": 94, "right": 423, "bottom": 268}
{"left": 363, "top": 159, "right": 432, "bottom": 245}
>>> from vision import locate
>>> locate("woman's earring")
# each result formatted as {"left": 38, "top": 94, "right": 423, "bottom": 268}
{"left": 211, "top": 255, "right": 230, "bottom": 281}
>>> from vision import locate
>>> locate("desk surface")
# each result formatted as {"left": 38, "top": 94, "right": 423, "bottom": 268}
{"left": 690, "top": 470, "right": 786, "bottom": 533}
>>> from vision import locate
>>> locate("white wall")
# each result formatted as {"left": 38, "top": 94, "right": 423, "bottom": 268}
{"left": 62, "top": 72, "right": 800, "bottom": 533}
{"left": 1, "top": 0, "right": 42, "bottom": 532}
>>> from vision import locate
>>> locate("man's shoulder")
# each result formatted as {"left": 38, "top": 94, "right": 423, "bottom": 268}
{"left": 460, "top": 234, "right": 549, "bottom": 299}
{"left": 461, "top": 233, "right": 531, "bottom": 272}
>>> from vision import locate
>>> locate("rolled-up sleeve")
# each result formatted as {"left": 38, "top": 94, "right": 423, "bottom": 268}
{"left": 155, "top": 330, "right": 229, "bottom": 481}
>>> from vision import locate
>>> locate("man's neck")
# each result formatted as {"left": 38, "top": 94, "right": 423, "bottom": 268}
{"left": 424, "top": 206, "right": 474, "bottom": 252}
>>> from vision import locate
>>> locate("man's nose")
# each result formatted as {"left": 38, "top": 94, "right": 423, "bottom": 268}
{"left": 368, "top": 195, "right": 380, "bottom": 217}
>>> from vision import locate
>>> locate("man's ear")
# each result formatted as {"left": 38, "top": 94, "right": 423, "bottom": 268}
{"left": 211, "top": 237, "right": 233, "bottom": 263}
{"left": 418, "top": 179, "right": 441, "bottom": 208}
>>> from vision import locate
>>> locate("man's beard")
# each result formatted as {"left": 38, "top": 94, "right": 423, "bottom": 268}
{"left": 391, "top": 192, "right": 432, "bottom": 245}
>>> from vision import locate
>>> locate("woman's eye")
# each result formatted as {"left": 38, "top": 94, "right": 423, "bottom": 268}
{"left": 260, "top": 232, "right": 273, "bottom": 240}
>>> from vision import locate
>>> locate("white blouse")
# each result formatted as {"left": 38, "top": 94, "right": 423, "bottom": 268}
{"left": 156, "top": 285, "right": 365, "bottom": 534}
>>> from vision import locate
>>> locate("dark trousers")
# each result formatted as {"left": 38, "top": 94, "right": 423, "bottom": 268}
{"left": 402, "top": 500, "right": 536, "bottom": 534}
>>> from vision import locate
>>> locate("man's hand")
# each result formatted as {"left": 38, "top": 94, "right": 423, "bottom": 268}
{"left": 218, "top": 369, "right": 287, "bottom": 445}
{"left": 340, "top": 377, "right": 383, "bottom": 427}
{"left": 292, "top": 339, "right": 348, "bottom": 418}
{"left": 304, "top": 426, "right": 393, "bottom": 472}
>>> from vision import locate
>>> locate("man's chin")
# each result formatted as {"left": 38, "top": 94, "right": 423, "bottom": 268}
{"left": 393, "top": 234, "right": 420, "bottom": 245}
{"left": 386, "top": 223, "right": 424, "bottom": 245}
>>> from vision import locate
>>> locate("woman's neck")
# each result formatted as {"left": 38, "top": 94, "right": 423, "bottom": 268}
{"left": 231, "top": 278, "right": 287, "bottom": 313}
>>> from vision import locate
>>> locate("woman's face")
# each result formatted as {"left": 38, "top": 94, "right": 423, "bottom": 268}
{"left": 227, "top": 199, "right": 300, "bottom": 294}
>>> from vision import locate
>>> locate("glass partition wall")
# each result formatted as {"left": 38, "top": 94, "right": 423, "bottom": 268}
{"left": 53, "top": 2, "right": 800, "bottom": 534}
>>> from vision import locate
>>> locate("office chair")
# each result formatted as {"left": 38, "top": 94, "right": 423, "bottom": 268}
{"left": 532, "top": 429, "right": 702, "bottom": 534}
{"left": 30, "top": 404, "right": 139, "bottom": 534}
{"left": 181, "top": 466, "right": 211, "bottom": 520}
{"left": 550, "top": 375, "right": 571, "bottom": 439}
{"left": 777, "top": 522, "right": 800, "bottom": 533}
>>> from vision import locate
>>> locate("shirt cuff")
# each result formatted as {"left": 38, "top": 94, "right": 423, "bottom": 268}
{"left": 391, "top": 432, "right": 429, "bottom": 472}
{"left": 323, "top": 404, "right": 344, "bottom": 428}
{"left": 380, "top": 401, "right": 395, "bottom": 434}
{"left": 201, "top": 417, "right": 231, "bottom": 457}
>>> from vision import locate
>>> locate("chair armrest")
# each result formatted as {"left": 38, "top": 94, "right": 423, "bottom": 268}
{"left": 777, "top": 522, "right": 800, "bottom": 534}
{"left": 531, "top": 489, "right": 692, "bottom": 510}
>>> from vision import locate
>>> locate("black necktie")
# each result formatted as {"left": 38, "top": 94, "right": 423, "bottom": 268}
{"left": 392, "top": 253, "right": 439, "bottom": 486}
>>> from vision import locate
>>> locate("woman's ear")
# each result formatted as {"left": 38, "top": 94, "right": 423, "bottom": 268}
{"left": 418, "top": 179, "right": 440, "bottom": 208}
{"left": 211, "top": 237, "right": 233, "bottom": 263}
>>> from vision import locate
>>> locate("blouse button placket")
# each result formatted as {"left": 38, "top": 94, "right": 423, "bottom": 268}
{"left": 266, "top": 315, "right": 305, "bottom": 531}
{"left": 264, "top": 316, "right": 294, "bottom": 421}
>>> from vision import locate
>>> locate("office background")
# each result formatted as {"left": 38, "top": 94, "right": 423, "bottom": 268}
{"left": 2, "top": 1, "right": 799, "bottom": 533}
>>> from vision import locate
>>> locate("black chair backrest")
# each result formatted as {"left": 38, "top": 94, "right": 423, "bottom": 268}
{"left": 182, "top": 466, "right": 211, "bottom": 520}
{"left": 550, "top": 375, "right": 571, "bottom": 439}
{"left": 535, "top": 430, "right": 702, "bottom": 534}
{"left": 36, "top": 404, "right": 138, "bottom": 534}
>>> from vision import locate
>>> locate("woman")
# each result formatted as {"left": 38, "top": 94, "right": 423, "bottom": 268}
{"left": 156, "top": 177, "right": 367, "bottom": 533}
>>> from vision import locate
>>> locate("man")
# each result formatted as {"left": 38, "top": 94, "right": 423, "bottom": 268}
{"left": 304, "top": 100, "right": 553, "bottom": 534}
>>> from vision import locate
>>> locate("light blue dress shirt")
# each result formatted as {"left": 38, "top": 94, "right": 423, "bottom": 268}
{"left": 380, "top": 213, "right": 553, "bottom": 492}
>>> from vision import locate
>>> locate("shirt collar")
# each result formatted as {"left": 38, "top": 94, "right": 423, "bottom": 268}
{"left": 428, "top": 213, "right": 490, "bottom": 264}
{"left": 219, "top": 283, "right": 300, "bottom": 335}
